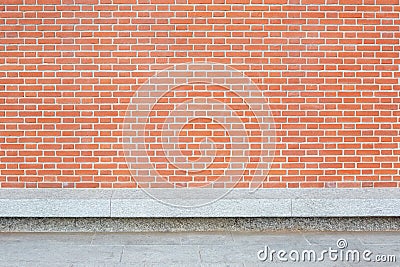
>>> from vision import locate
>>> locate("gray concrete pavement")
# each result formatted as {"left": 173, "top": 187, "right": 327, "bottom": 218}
{"left": 0, "top": 231, "right": 400, "bottom": 266}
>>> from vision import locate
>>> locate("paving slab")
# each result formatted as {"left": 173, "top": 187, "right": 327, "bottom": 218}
{"left": 0, "top": 231, "right": 399, "bottom": 266}
{"left": 121, "top": 244, "right": 201, "bottom": 264}
{"left": 91, "top": 232, "right": 181, "bottom": 246}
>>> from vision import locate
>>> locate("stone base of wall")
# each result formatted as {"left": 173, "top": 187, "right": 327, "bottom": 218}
{"left": 1, "top": 188, "right": 400, "bottom": 232}
{"left": 1, "top": 188, "right": 400, "bottom": 217}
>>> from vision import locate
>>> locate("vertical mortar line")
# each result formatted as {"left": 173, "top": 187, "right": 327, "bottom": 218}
{"left": 109, "top": 189, "right": 113, "bottom": 217}
{"left": 290, "top": 197, "right": 293, "bottom": 216}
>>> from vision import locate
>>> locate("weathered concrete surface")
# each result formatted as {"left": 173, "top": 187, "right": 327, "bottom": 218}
{"left": 0, "top": 231, "right": 400, "bottom": 266}
{"left": 1, "top": 188, "right": 400, "bottom": 218}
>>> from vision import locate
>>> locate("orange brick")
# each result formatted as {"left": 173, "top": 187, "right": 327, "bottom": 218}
{"left": 0, "top": 1, "right": 398, "bottom": 190}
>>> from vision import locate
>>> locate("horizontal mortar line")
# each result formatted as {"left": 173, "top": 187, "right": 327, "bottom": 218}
{"left": 4, "top": 54, "right": 397, "bottom": 57}
{"left": 7, "top": 69, "right": 400, "bottom": 73}
{"left": 13, "top": 3, "right": 399, "bottom": 5}
{"left": 4, "top": 26, "right": 400, "bottom": 29}
{"left": 5, "top": 90, "right": 393, "bottom": 92}
{"left": 5, "top": 46, "right": 399, "bottom": 49}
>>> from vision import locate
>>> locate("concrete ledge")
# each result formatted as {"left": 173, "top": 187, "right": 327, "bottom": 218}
{"left": 0, "top": 188, "right": 399, "bottom": 218}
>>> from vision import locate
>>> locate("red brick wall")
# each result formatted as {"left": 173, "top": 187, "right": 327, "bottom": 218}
{"left": 1, "top": 0, "right": 399, "bottom": 189}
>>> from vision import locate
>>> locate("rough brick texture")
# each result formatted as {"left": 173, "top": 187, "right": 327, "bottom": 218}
{"left": 1, "top": 0, "right": 399, "bottom": 188}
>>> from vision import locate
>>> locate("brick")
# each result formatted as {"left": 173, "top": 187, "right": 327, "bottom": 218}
{"left": 0, "top": 1, "right": 398, "bottom": 189}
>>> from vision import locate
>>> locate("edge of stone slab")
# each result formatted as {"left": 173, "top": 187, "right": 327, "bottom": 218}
{"left": 0, "top": 188, "right": 399, "bottom": 218}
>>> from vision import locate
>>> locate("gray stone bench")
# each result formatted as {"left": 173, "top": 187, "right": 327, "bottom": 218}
{"left": 0, "top": 188, "right": 399, "bottom": 218}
